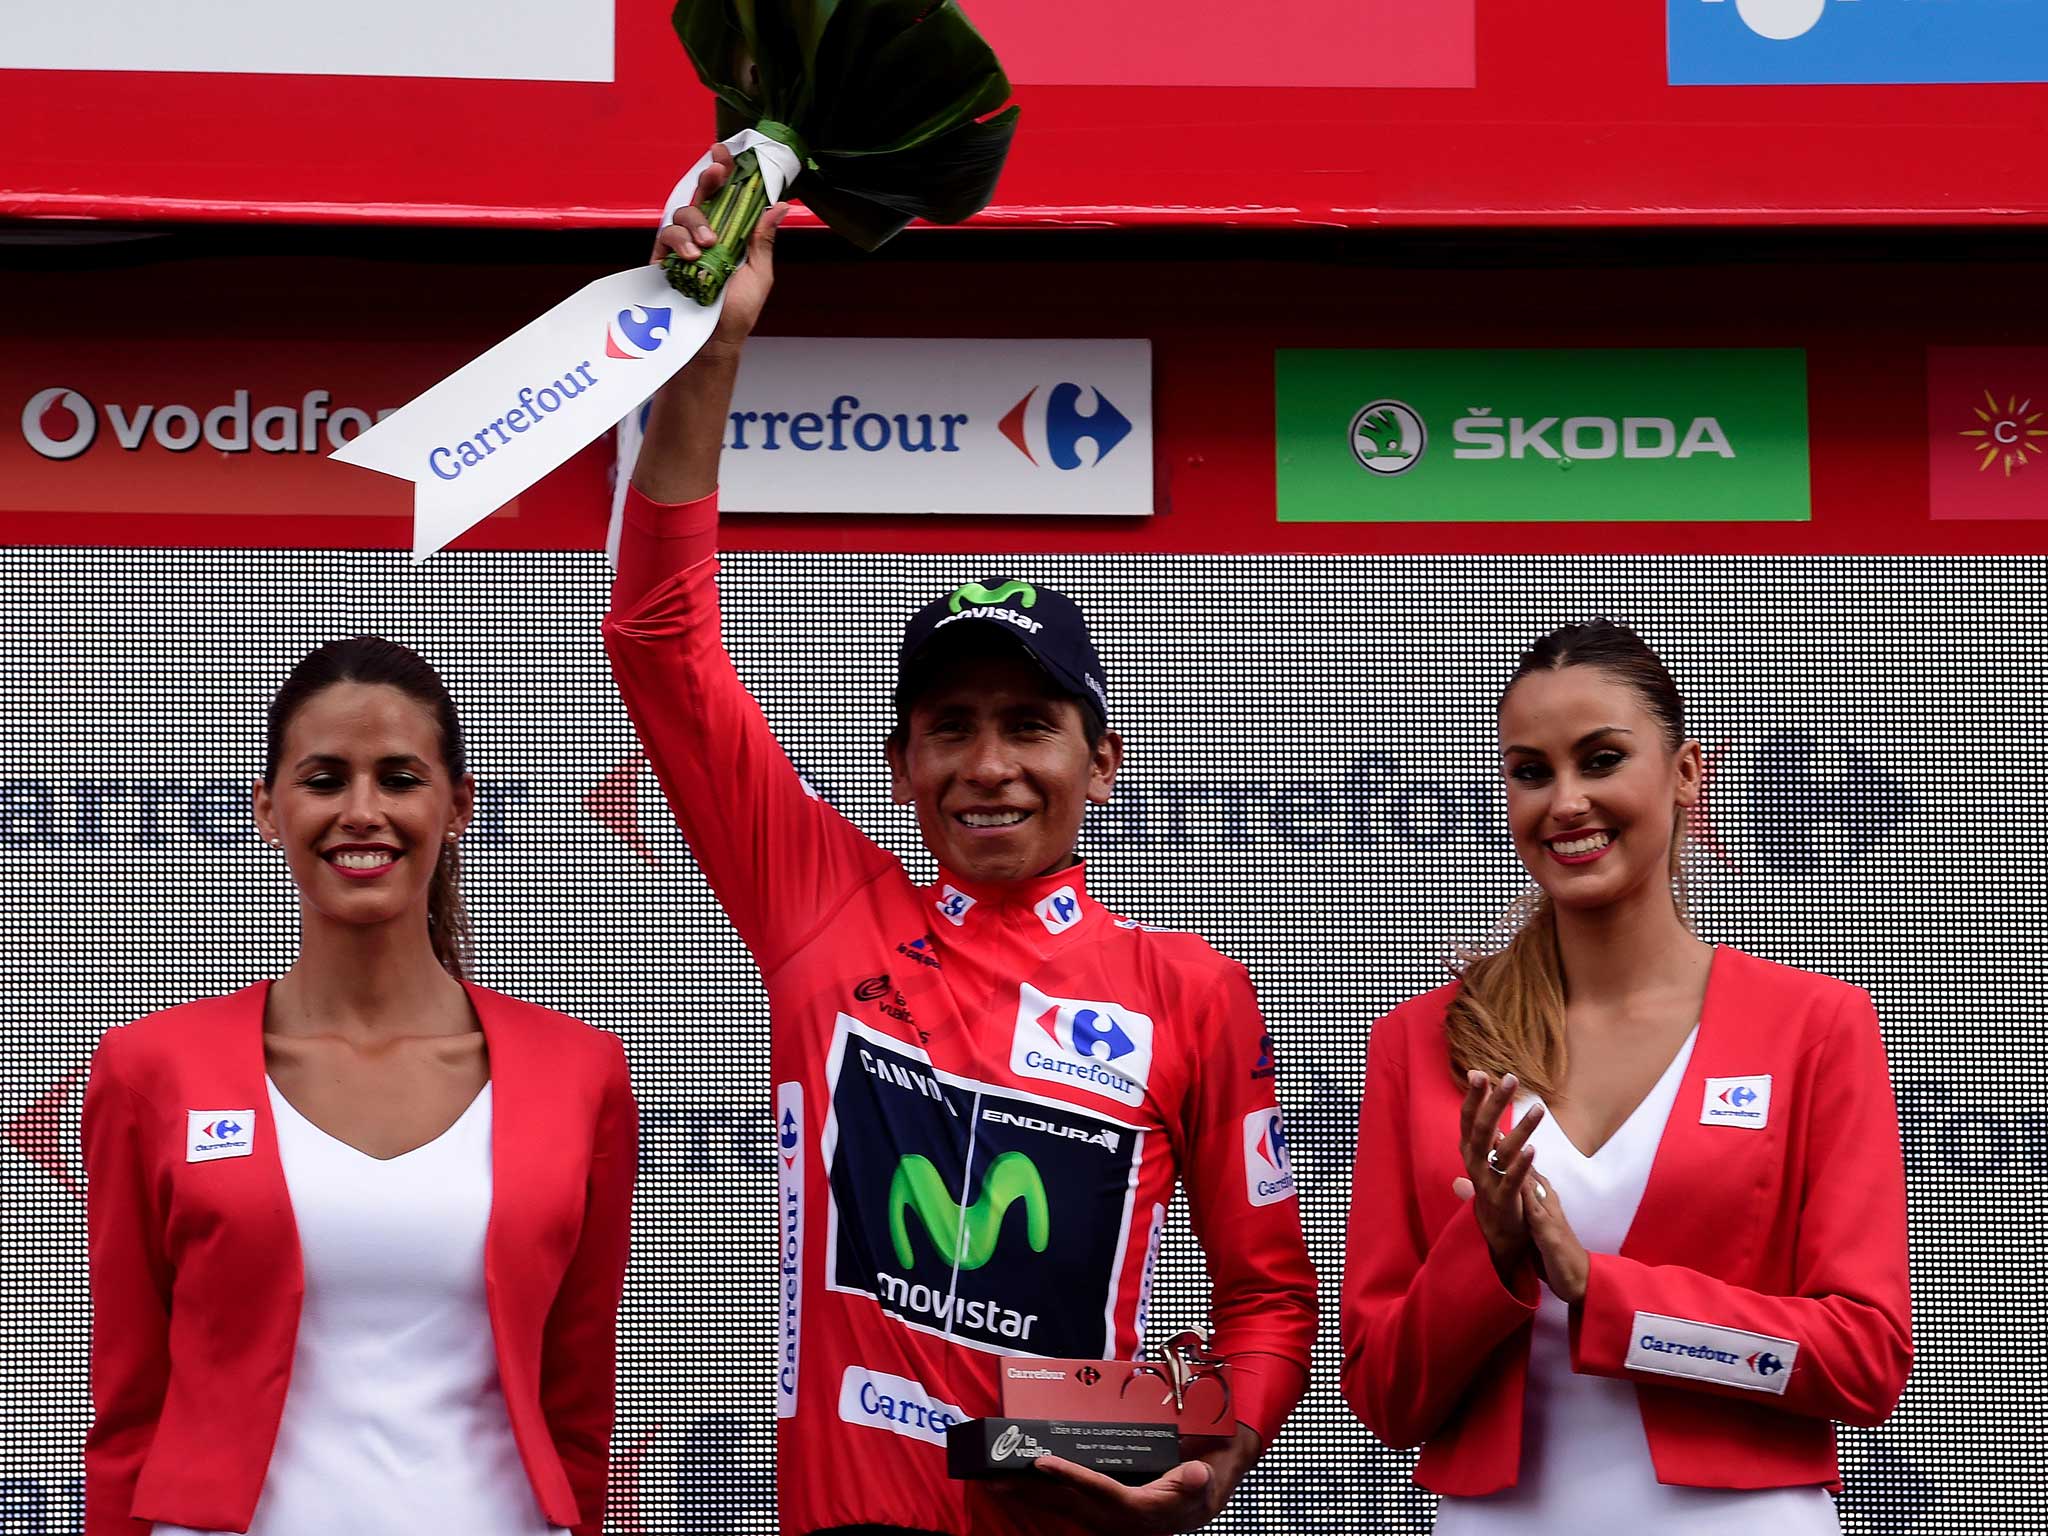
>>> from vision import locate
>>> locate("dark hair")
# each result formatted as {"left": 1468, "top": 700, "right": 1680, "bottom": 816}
{"left": 264, "top": 637, "right": 472, "bottom": 979}
{"left": 1508, "top": 620, "right": 1685, "bottom": 748}
{"left": 1445, "top": 620, "right": 1690, "bottom": 1100}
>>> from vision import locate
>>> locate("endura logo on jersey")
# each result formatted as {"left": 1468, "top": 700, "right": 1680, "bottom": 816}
{"left": 1010, "top": 984, "right": 1155, "bottom": 1107}
{"left": 824, "top": 1016, "right": 1141, "bottom": 1358}
{"left": 1243, "top": 1108, "right": 1297, "bottom": 1206}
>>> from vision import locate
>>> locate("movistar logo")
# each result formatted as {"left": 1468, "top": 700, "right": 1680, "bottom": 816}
{"left": 889, "top": 1151, "right": 1049, "bottom": 1270}
{"left": 949, "top": 580, "right": 1036, "bottom": 614}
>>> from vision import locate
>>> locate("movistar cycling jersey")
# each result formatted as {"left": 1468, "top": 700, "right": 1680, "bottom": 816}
{"left": 604, "top": 487, "right": 1316, "bottom": 1536}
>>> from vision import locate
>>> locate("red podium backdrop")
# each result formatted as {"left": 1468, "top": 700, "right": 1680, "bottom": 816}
{"left": 3, "top": 2, "right": 2046, "bottom": 227}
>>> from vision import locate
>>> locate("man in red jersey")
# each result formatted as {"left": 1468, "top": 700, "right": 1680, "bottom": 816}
{"left": 602, "top": 148, "right": 1315, "bottom": 1536}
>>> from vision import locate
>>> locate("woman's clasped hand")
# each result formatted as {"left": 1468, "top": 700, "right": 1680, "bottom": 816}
{"left": 1453, "top": 1075, "right": 1594, "bottom": 1308}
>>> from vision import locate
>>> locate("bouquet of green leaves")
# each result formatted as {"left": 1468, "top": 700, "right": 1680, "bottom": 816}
{"left": 664, "top": 0, "right": 1018, "bottom": 304}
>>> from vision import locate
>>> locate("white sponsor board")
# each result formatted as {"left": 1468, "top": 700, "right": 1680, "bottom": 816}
{"left": 679, "top": 338, "right": 1154, "bottom": 516}
{"left": 1, "top": 2, "right": 614, "bottom": 82}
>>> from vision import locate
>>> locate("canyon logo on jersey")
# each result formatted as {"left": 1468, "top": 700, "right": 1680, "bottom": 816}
{"left": 1009, "top": 984, "right": 1156, "bottom": 1108}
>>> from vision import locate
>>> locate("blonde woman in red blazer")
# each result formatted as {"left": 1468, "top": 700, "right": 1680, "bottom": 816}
{"left": 1341, "top": 622, "right": 1910, "bottom": 1531}
{"left": 83, "top": 639, "right": 636, "bottom": 1536}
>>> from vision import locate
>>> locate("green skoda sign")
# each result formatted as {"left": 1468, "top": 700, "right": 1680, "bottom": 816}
{"left": 1275, "top": 349, "right": 1810, "bottom": 523}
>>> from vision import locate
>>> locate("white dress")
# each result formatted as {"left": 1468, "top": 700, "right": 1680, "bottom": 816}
{"left": 155, "top": 1080, "right": 569, "bottom": 1536}
{"left": 1435, "top": 1028, "right": 1840, "bottom": 1535}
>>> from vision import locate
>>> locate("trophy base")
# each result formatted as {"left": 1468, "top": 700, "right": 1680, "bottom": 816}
{"left": 945, "top": 1417, "right": 1182, "bottom": 1485}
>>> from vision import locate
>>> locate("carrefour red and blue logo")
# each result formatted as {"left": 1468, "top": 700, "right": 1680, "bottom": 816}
{"left": 201, "top": 1118, "right": 244, "bottom": 1141}
{"left": 1000, "top": 383, "right": 1132, "bottom": 469}
{"left": 1244, "top": 1108, "right": 1297, "bottom": 1206}
{"left": 1010, "top": 984, "right": 1156, "bottom": 1107}
{"left": 606, "top": 305, "right": 673, "bottom": 361}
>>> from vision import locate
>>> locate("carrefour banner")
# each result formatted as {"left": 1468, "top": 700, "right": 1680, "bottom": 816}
{"left": 1275, "top": 349, "right": 1811, "bottom": 524}
{"left": 1670, "top": 0, "right": 2048, "bottom": 85}
{"left": 622, "top": 339, "right": 1153, "bottom": 518}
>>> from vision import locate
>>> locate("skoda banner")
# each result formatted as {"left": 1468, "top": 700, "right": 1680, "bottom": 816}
{"left": 1275, "top": 348, "right": 1810, "bottom": 524}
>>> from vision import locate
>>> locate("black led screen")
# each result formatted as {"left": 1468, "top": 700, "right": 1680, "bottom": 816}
{"left": 1, "top": 548, "right": 2040, "bottom": 1533}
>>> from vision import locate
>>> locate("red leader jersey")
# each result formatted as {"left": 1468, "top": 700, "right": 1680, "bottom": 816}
{"left": 603, "top": 487, "right": 1315, "bottom": 1536}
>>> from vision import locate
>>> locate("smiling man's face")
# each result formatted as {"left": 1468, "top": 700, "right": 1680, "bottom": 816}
{"left": 887, "top": 641, "right": 1121, "bottom": 885}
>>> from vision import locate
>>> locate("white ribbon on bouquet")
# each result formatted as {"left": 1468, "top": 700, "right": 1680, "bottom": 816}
{"left": 330, "top": 131, "right": 798, "bottom": 561}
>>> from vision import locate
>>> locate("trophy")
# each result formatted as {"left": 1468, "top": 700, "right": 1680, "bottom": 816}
{"left": 947, "top": 1332, "right": 1234, "bottom": 1485}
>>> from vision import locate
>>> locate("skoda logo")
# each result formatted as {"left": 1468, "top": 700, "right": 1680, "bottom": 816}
{"left": 23, "top": 387, "right": 97, "bottom": 461}
{"left": 1349, "top": 399, "right": 1426, "bottom": 477}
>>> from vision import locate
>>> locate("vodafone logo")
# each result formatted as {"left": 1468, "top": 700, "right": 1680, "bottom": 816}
{"left": 17, "top": 386, "right": 393, "bottom": 461}
{"left": 22, "top": 388, "right": 97, "bottom": 460}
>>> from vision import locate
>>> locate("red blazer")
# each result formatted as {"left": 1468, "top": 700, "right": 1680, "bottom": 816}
{"left": 82, "top": 981, "right": 637, "bottom": 1536}
{"left": 1340, "top": 947, "right": 1911, "bottom": 1495}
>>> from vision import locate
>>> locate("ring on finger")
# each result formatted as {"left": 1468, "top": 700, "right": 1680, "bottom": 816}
{"left": 1486, "top": 1145, "right": 1515, "bottom": 1176}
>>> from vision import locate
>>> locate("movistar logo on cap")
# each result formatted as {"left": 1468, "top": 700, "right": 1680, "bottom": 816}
{"left": 949, "top": 580, "right": 1036, "bottom": 614}
{"left": 889, "top": 1151, "right": 1049, "bottom": 1270}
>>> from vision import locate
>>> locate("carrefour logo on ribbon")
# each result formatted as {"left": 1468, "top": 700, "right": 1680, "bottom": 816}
{"left": 424, "top": 305, "right": 669, "bottom": 484}
{"left": 606, "top": 304, "right": 672, "bottom": 361}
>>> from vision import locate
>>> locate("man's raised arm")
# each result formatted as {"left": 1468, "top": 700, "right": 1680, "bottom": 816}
{"left": 603, "top": 157, "right": 889, "bottom": 970}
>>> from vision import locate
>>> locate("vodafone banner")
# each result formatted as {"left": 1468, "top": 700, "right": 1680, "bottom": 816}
{"left": 617, "top": 339, "right": 1154, "bottom": 519}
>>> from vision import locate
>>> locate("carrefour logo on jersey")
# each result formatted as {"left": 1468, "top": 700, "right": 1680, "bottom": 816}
{"left": 1670, "top": 0, "right": 2048, "bottom": 86}
{"left": 1277, "top": 348, "right": 1810, "bottom": 524}
{"left": 21, "top": 386, "right": 394, "bottom": 460}
{"left": 1243, "top": 1108, "right": 1298, "bottom": 1206}
{"left": 713, "top": 338, "right": 1153, "bottom": 517}
{"left": 1010, "top": 984, "right": 1156, "bottom": 1108}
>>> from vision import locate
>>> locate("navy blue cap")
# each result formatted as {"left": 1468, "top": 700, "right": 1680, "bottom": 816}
{"left": 897, "top": 580, "right": 1108, "bottom": 723}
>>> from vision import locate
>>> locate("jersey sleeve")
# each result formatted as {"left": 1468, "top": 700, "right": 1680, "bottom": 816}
{"left": 1175, "top": 961, "right": 1317, "bottom": 1447}
{"left": 82, "top": 1031, "right": 172, "bottom": 1536}
{"left": 1339, "top": 1009, "right": 1541, "bottom": 1449}
{"left": 602, "top": 486, "right": 896, "bottom": 974}
{"left": 1569, "top": 988, "right": 1912, "bottom": 1425}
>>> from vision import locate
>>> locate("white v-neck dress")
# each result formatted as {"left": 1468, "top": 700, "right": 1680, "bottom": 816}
{"left": 1435, "top": 1028, "right": 1840, "bottom": 1534}
{"left": 154, "top": 1080, "right": 568, "bottom": 1536}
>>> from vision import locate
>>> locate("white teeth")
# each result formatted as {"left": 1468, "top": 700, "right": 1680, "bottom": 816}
{"left": 332, "top": 851, "right": 396, "bottom": 869}
{"left": 961, "top": 810, "right": 1028, "bottom": 828}
{"left": 1553, "top": 832, "right": 1613, "bottom": 857}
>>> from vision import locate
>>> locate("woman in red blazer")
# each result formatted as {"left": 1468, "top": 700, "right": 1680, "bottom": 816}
{"left": 83, "top": 638, "right": 636, "bottom": 1536}
{"left": 1341, "top": 621, "right": 1910, "bottom": 1530}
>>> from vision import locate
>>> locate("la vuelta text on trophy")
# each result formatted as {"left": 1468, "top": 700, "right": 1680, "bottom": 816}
{"left": 947, "top": 1333, "right": 1233, "bottom": 1485}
